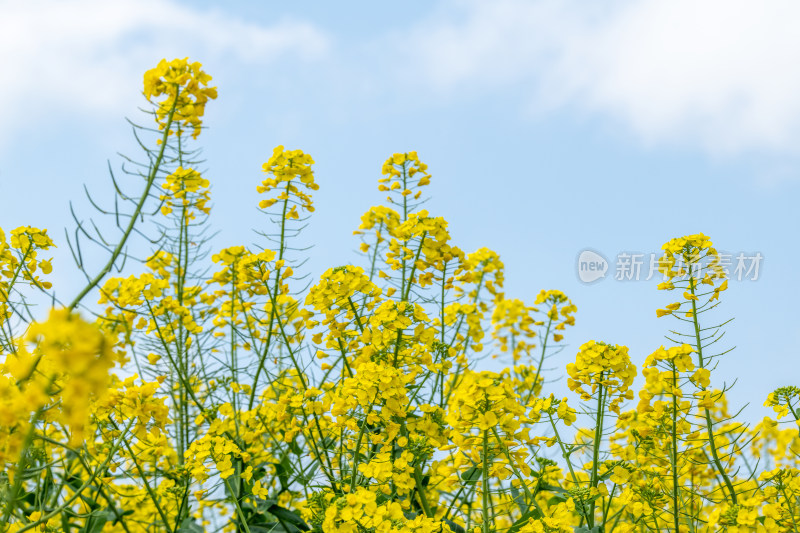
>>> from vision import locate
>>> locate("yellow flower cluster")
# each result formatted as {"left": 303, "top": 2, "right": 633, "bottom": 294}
{"left": 357, "top": 205, "right": 402, "bottom": 235}
{"left": 28, "top": 310, "right": 117, "bottom": 443}
{"left": 534, "top": 289, "right": 577, "bottom": 341}
{"left": 258, "top": 145, "right": 319, "bottom": 219}
{"left": 306, "top": 265, "right": 381, "bottom": 352}
{"left": 457, "top": 247, "right": 505, "bottom": 301}
{"left": 492, "top": 298, "right": 536, "bottom": 362}
{"left": 1, "top": 226, "right": 54, "bottom": 288}
{"left": 353, "top": 205, "right": 406, "bottom": 260}
{"left": 322, "top": 487, "right": 440, "bottom": 532}
{"left": 764, "top": 386, "right": 800, "bottom": 422}
{"left": 445, "top": 370, "right": 533, "bottom": 488}
{"left": 567, "top": 341, "right": 636, "bottom": 413}
{"left": 529, "top": 394, "right": 577, "bottom": 426}
{"left": 518, "top": 498, "right": 575, "bottom": 533}
{"left": 379, "top": 151, "right": 431, "bottom": 200}
{"left": 2, "top": 309, "right": 117, "bottom": 456}
{"left": 656, "top": 233, "right": 728, "bottom": 317}
{"left": 0, "top": 227, "right": 55, "bottom": 335}
{"left": 95, "top": 375, "right": 169, "bottom": 438}
{"left": 143, "top": 57, "right": 218, "bottom": 138}
{"left": 160, "top": 166, "right": 211, "bottom": 219}
{"left": 385, "top": 210, "right": 453, "bottom": 285}
{"left": 144, "top": 58, "right": 217, "bottom": 139}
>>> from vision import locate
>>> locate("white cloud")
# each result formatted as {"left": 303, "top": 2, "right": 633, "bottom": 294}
{"left": 403, "top": 0, "right": 800, "bottom": 155}
{"left": 0, "top": 0, "right": 328, "bottom": 146}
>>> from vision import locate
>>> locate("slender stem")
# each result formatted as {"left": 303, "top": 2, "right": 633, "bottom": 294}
{"left": 779, "top": 486, "right": 800, "bottom": 533}
{"left": 670, "top": 365, "right": 681, "bottom": 533}
{"left": 402, "top": 232, "right": 427, "bottom": 303}
{"left": 69, "top": 90, "right": 181, "bottom": 311}
{"left": 264, "top": 287, "right": 341, "bottom": 491}
{"left": 689, "top": 275, "right": 737, "bottom": 505}
{"left": 349, "top": 403, "right": 375, "bottom": 492}
{"left": 402, "top": 161, "right": 408, "bottom": 220}
{"left": 482, "top": 429, "right": 491, "bottom": 533}
{"left": 548, "top": 413, "right": 581, "bottom": 487}
{"left": 490, "top": 427, "right": 542, "bottom": 514}
{"left": 249, "top": 180, "right": 292, "bottom": 406}
{"left": 524, "top": 316, "right": 553, "bottom": 406}
{"left": 0, "top": 246, "right": 35, "bottom": 354}
{"left": 414, "top": 465, "right": 434, "bottom": 518}
{"left": 120, "top": 431, "right": 173, "bottom": 531}
{"left": 0, "top": 408, "right": 42, "bottom": 527}
{"left": 248, "top": 267, "right": 279, "bottom": 409}
{"left": 588, "top": 380, "right": 606, "bottom": 528}
{"left": 365, "top": 221, "right": 383, "bottom": 283}
{"left": 347, "top": 296, "right": 364, "bottom": 333}
{"left": 223, "top": 478, "right": 253, "bottom": 533}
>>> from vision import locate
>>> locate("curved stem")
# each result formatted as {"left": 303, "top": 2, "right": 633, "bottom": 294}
{"left": 69, "top": 90, "right": 181, "bottom": 310}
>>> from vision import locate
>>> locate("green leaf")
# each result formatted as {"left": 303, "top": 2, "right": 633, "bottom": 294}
{"left": 176, "top": 517, "right": 205, "bottom": 533}
{"left": 539, "top": 483, "right": 569, "bottom": 494}
{"left": 267, "top": 504, "right": 310, "bottom": 531}
{"left": 80, "top": 510, "right": 113, "bottom": 533}
{"left": 275, "top": 454, "right": 293, "bottom": 491}
{"left": 288, "top": 438, "right": 303, "bottom": 455}
{"left": 509, "top": 484, "right": 528, "bottom": 514}
{"left": 460, "top": 465, "right": 482, "bottom": 483}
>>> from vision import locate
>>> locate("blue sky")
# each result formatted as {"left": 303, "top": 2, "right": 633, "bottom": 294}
{"left": 1, "top": 0, "right": 798, "bottom": 421}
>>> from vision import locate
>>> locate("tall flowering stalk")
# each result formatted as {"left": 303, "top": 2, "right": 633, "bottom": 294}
{"left": 656, "top": 234, "right": 741, "bottom": 509}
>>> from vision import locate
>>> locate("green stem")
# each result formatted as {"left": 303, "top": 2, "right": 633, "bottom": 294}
{"left": 482, "top": 429, "right": 491, "bottom": 533}
{"left": 248, "top": 266, "right": 279, "bottom": 409}
{"left": 401, "top": 232, "right": 426, "bottom": 303}
{"left": 119, "top": 430, "right": 173, "bottom": 531}
{"left": 69, "top": 89, "right": 181, "bottom": 311}
{"left": 588, "top": 381, "right": 605, "bottom": 528}
{"left": 490, "top": 427, "right": 542, "bottom": 514}
{"left": 223, "top": 478, "right": 253, "bottom": 533}
{"left": 349, "top": 404, "right": 375, "bottom": 492}
{"left": 414, "top": 465, "right": 434, "bottom": 518}
{"left": 524, "top": 315, "right": 553, "bottom": 406}
{"left": 689, "top": 276, "right": 737, "bottom": 506}
{"left": 779, "top": 486, "right": 800, "bottom": 533}
{"left": 670, "top": 365, "right": 681, "bottom": 533}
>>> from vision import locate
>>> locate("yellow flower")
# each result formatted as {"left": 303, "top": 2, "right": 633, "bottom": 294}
{"left": 258, "top": 146, "right": 318, "bottom": 215}
{"left": 567, "top": 340, "right": 636, "bottom": 414}
{"left": 143, "top": 58, "right": 217, "bottom": 138}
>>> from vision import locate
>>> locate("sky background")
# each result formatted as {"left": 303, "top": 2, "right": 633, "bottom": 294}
{"left": 1, "top": 0, "right": 797, "bottom": 423}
